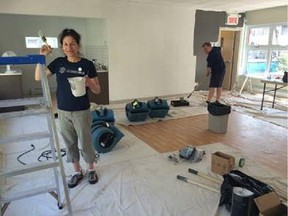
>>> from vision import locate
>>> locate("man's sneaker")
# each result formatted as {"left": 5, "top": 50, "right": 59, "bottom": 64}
{"left": 68, "top": 171, "right": 84, "bottom": 188}
{"left": 88, "top": 170, "right": 98, "bottom": 184}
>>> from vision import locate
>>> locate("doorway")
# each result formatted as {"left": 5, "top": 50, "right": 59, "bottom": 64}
{"left": 220, "top": 29, "right": 241, "bottom": 90}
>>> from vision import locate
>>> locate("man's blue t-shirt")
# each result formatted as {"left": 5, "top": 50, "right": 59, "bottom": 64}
{"left": 48, "top": 57, "right": 97, "bottom": 111}
{"left": 207, "top": 47, "right": 226, "bottom": 74}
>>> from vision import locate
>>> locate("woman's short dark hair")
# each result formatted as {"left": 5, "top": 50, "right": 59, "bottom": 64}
{"left": 202, "top": 42, "right": 212, "bottom": 48}
{"left": 59, "top": 29, "right": 81, "bottom": 46}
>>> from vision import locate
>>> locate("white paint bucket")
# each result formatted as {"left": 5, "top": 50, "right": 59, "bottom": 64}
{"left": 68, "top": 77, "right": 86, "bottom": 97}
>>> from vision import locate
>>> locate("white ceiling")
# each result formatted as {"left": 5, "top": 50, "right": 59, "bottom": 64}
{"left": 110, "top": 0, "right": 288, "bottom": 12}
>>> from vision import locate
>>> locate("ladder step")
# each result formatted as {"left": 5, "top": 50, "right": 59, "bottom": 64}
{"left": 0, "top": 108, "right": 49, "bottom": 119}
{"left": 0, "top": 185, "right": 57, "bottom": 203}
{"left": 0, "top": 97, "right": 45, "bottom": 108}
{"left": 0, "top": 131, "right": 51, "bottom": 144}
{"left": 0, "top": 161, "right": 59, "bottom": 178}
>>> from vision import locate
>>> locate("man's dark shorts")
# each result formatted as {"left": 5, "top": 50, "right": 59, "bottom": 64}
{"left": 209, "top": 71, "right": 226, "bottom": 88}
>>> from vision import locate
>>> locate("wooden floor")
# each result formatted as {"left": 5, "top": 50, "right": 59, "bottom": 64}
{"left": 124, "top": 112, "right": 287, "bottom": 178}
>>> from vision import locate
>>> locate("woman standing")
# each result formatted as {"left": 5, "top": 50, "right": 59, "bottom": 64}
{"left": 35, "top": 29, "right": 101, "bottom": 188}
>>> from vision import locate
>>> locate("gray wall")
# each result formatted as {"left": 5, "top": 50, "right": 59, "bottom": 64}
{"left": 0, "top": 14, "right": 106, "bottom": 95}
{"left": 193, "top": 10, "right": 245, "bottom": 89}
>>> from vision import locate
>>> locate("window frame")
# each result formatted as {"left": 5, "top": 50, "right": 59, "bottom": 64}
{"left": 243, "top": 23, "right": 288, "bottom": 77}
{"left": 25, "top": 36, "right": 59, "bottom": 49}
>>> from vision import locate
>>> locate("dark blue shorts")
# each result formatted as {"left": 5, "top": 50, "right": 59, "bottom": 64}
{"left": 209, "top": 71, "right": 225, "bottom": 88}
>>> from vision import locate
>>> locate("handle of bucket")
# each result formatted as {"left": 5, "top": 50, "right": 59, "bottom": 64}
{"left": 68, "top": 80, "right": 76, "bottom": 90}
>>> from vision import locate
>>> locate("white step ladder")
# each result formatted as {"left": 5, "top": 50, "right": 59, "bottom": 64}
{"left": 0, "top": 55, "right": 72, "bottom": 215}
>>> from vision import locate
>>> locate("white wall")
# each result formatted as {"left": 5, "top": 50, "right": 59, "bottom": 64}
{"left": 85, "top": 18, "right": 107, "bottom": 46}
{"left": 246, "top": 6, "right": 288, "bottom": 25}
{"left": 0, "top": 0, "right": 196, "bottom": 101}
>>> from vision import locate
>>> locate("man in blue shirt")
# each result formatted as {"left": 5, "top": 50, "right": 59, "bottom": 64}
{"left": 202, "top": 42, "right": 226, "bottom": 103}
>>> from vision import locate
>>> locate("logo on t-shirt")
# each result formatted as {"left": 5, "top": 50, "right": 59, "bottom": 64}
{"left": 59, "top": 67, "right": 66, "bottom": 74}
{"left": 66, "top": 68, "right": 85, "bottom": 75}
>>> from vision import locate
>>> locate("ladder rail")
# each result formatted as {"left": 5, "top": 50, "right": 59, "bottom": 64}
{"left": 39, "top": 63, "right": 73, "bottom": 213}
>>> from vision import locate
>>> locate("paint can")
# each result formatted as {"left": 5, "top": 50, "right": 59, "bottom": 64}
{"left": 68, "top": 77, "right": 86, "bottom": 97}
{"left": 230, "top": 187, "right": 254, "bottom": 216}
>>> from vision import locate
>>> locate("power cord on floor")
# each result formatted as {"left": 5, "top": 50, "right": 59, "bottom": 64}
{"left": 17, "top": 144, "right": 100, "bottom": 165}
{"left": 17, "top": 144, "right": 35, "bottom": 165}
{"left": 37, "top": 149, "right": 67, "bottom": 162}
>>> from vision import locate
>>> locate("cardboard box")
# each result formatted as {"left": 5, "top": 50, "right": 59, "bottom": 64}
{"left": 211, "top": 151, "right": 235, "bottom": 175}
{"left": 254, "top": 192, "right": 287, "bottom": 216}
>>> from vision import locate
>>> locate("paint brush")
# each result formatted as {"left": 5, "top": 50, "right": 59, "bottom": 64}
{"left": 38, "top": 30, "right": 53, "bottom": 56}
{"left": 187, "top": 75, "right": 207, "bottom": 98}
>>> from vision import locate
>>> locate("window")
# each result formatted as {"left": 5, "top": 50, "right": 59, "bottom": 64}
{"left": 270, "top": 50, "right": 288, "bottom": 72}
{"left": 246, "top": 50, "right": 268, "bottom": 74}
{"left": 272, "top": 25, "right": 288, "bottom": 46}
{"left": 244, "top": 23, "right": 288, "bottom": 76}
{"left": 248, "top": 27, "right": 270, "bottom": 46}
{"left": 25, "top": 37, "right": 58, "bottom": 48}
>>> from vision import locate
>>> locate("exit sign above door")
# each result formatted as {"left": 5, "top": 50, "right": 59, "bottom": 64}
{"left": 226, "top": 14, "right": 239, "bottom": 25}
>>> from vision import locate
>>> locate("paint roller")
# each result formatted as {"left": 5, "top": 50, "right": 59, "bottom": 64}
{"left": 177, "top": 175, "right": 220, "bottom": 193}
{"left": 188, "top": 168, "right": 222, "bottom": 184}
{"left": 187, "top": 75, "right": 208, "bottom": 98}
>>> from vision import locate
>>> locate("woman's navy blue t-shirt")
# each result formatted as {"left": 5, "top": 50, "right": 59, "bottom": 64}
{"left": 207, "top": 47, "right": 226, "bottom": 74}
{"left": 48, "top": 57, "right": 97, "bottom": 111}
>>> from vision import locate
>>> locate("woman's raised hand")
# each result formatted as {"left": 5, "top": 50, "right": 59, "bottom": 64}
{"left": 40, "top": 45, "right": 53, "bottom": 56}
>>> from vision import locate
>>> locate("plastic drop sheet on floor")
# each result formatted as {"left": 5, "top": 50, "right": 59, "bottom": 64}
{"left": 3, "top": 142, "right": 287, "bottom": 216}
{"left": 112, "top": 105, "right": 208, "bottom": 126}
{"left": 99, "top": 90, "right": 288, "bottom": 128}
{"left": 90, "top": 94, "right": 209, "bottom": 127}
{"left": 220, "top": 91, "right": 288, "bottom": 128}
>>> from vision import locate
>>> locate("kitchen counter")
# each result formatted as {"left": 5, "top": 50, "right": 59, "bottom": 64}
{"left": 0, "top": 72, "right": 22, "bottom": 76}
{"left": 0, "top": 72, "right": 24, "bottom": 112}
{"left": 0, "top": 71, "right": 107, "bottom": 75}
{"left": 89, "top": 70, "right": 109, "bottom": 104}
{"left": 97, "top": 70, "right": 108, "bottom": 73}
